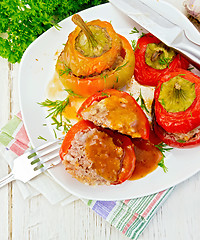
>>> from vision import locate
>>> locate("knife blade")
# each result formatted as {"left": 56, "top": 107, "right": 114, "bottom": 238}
{"left": 139, "top": 0, "right": 200, "bottom": 46}
{"left": 109, "top": 0, "right": 200, "bottom": 70}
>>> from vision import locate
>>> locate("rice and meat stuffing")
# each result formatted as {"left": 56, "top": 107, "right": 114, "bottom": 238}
{"left": 62, "top": 127, "right": 123, "bottom": 185}
{"left": 81, "top": 95, "right": 142, "bottom": 138}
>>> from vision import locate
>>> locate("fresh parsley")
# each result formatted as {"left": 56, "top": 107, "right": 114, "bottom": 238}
{"left": 0, "top": 0, "right": 108, "bottom": 63}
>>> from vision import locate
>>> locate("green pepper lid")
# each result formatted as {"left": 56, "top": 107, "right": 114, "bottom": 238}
{"left": 158, "top": 76, "right": 196, "bottom": 112}
{"left": 145, "top": 43, "right": 175, "bottom": 70}
{"left": 72, "top": 14, "right": 112, "bottom": 58}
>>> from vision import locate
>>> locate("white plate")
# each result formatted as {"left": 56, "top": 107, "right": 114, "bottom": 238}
{"left": 19, "top": 2, "right": 200, "bottom": 200}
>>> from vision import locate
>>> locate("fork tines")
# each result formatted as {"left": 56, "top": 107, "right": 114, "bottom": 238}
{"left": 28, "top": 138, "right": 62, "bottom": 171}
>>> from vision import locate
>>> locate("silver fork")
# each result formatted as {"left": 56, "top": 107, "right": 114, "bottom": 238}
{"left": 0, "top": 138, "right": 62, "bottom": 188}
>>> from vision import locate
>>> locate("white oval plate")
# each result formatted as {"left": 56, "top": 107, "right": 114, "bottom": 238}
{"left": 19, "top": 3, "right": 200, "bottom": 200}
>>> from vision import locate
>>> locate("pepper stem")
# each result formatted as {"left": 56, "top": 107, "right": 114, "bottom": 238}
{"left": 72, "top": 14, "right": 98, "bottom": 48}
{"left": 151, "top": 50, "right": 163, "bottom": 62}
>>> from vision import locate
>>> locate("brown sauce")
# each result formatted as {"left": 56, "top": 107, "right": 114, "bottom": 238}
{"left": 47, "top": 73, "right": 64, "bottom": 99}
{"left": 130, "top": 138, "right": 163, "bottom": 180}
{"left": 47, "top": 73, "right": 86, "bottom": 121}
{"left": 62, "top": 96, "right": 86, "bottom": 120}
{"left": 85, "top": 130, "right": 123, "bottom": 182}
{"left": 104, "top": 95, "right": 142, "bottom": 138}
{"left": 47, "top": 74, "right": 162, "bottom": 181}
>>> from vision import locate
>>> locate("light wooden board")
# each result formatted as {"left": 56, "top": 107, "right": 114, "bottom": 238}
{"left": 1, "top": 48, "right": 200, "bottom": 240}
{"left": 1, "top": 1, "right": 200, "bottom": 239}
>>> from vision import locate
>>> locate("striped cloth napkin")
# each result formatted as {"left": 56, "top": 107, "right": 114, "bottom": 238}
{"left": 0, "top": 113, "right": 174, "bottom": 240}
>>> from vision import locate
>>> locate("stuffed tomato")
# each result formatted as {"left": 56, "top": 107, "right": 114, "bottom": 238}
{"left": 59, "top": 120, "right": 136, "bottom": 185}
{"left": 152, "top": 69, "right": 200, "bottom": 148}
{"left": 134, "top": 33, "right": 189, "bottom": 86}
{"left": 77, "top": 89, "right": 150, "bottom": 139}
{"left": 55, "top": 14, "right": 135, "bottom": 97}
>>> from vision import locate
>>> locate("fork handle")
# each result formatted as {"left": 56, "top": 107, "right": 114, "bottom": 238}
{"left": 0, "top": 173, "right": 15, "bottom": 188}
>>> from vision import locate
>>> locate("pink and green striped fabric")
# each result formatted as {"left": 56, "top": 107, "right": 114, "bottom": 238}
{"left": 0, "top": 113, "right": 174, "bottom": 240}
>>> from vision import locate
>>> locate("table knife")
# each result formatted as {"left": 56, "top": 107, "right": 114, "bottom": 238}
{"left": 109, "top": 0, "right": 200, "bottom": 70}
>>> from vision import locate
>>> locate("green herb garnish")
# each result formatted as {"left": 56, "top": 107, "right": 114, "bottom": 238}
{"left": 65, "top": 89, "right": 83, "bottom": 98}
{"left": 115, "top": 61, "right": 129, "bottom": 71}
{"left": 177, "top": 74, "right": 186, "bottom": 76}
{"left": 129, "top": 27, "right": 139, "bottom": 34}
{"left": 101, "top": 92, "right": 109, "bottom": 97}
{"left": 38, "top": 97, "right": 70, "bottom": 132}
{"left": 188, "top": 67, "right": 194, "bottom": 71}
{"left": 176, "top": 139, "right": 186, "bottom": 143}
{"left": 131, "top": 40, "right": 137, "bottom": 51}
{"left": 155, "top": 142, "right": 173, "bottom": 172}
{"left": 53, "top": 129, "right": 57, "bottom": 139}
{"left": 63, "top": 121, "right": 72, "bottom": 133}
{"left": 139, "top": 32, "right": 146, "bottom": 38}
{"left": 0, "top": 0, "right": 108, "bottom": 63}
{"left": 100, "top": 73, "right": 108, "bottom": 83}
{"left": 39, "top": 98, "right": 69, "bottom": 119}
{"left": 136, "top": 89, "right": 149, "bottom": 114}
{"left": 38, "top": 136, "right": 47, "bottom": 141}
{"left": 59, "top": 65, "right": 72, "bottom": 76}
{"left": 159, "top": 57, "right": 171, "bottom": 68}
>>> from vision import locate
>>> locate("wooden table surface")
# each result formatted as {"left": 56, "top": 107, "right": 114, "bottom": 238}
{"left": 1, "top": 1, "right": 200, "bottom": 239}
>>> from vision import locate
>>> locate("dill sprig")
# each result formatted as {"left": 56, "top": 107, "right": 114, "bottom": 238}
{"left": 38, "top": 89, "right": 81, "bottom": 133}
{"left": 136, "top": 89, "right": 149, "bottom": 114}
{"left": 65, "top": 89, "right": 83, "bottom": 98}
{"left": 38, "top": 136, "right": 47, "bottom": 141}
{"left": 131, "top": 40, "right": 137, "bottom": 51}
{"left": 38, "top": 97, "right": 70, "bottom": 132}
{"left": 39, "top": 98, "right": 69, "bottom": 119}
{"left": 139, "top": 32, "right": 146, "bottom": 38}
{"left": 188, "top": 67, "right": 194, "bottom": 71}
{"left": 100, "top": 73, "right": 108, "bottom": 83}
{"left": 101, "top": 92, "right": 109, "bottom": 97}
{"left": 115, "top": 61, "right": 129, "bottom": 71}
{"left": 58, "top": 64, "right": 72, "bottom": 76}
{"left": 155, "top": 142, "right": 173, "bottom": 172}
{"left": 159, "top": 57, "right": 171, "bottom": 68}
{"left": 129, "top": 27, "right": 139, "bottom": 34}
{"left": 63, "top": 121, "right": 73, "bottom": 133}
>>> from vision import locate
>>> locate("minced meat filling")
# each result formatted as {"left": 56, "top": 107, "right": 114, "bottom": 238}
{"left": 81, "top": 95, "right": 142, "bottom": 138}
{"left": 85, "top": 129, "right": 123, "bottom": 182}
{"left": 63, "top": 127, "right": 123, "bottom": 185}
{"left": 167, "top": 125, "right": 200, "bottom": 142}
